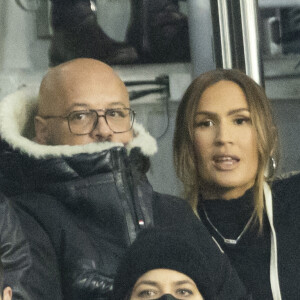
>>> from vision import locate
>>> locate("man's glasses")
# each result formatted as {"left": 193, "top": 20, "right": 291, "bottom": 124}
{"left": 39, "top": 108, "right": 135, "bottom": 135}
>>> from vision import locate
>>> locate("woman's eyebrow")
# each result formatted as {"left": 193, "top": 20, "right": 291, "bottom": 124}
{"left": 227, "top": 108, "right": 250, "bottom": 116}
{"left": 195, "top": 111, "right": 216, "bottom": 117}
{"left": 195, "top": 108, "right": 249, "bottom": 117}
{"left": 175, "top": 280, "right": 195, "bottom": 286}
{"left": 134, "top": 280, "right": 158, "bottom": 289}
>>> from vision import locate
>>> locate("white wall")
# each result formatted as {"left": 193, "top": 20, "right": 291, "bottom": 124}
{"left": 0, "top": 0, "right": 50, "bottom": 71}
{"left": 0, "top": 0, "right": 50, "bottom": 99}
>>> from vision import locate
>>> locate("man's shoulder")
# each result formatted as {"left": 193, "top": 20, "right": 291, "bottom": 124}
{"left": 0, "top": 192, "right": 24, "bottom": 235}
{"left": 152, "top": 191, "right": 189, "bottom": 208}
{"left": 12, "top": 191, "right": 64, "bottom": 208}
{"left": 0, "top": 191, "right": 9, "bottom": 207}
{"left": 151, "top": 191, "right": 199, "bottom": 224}
{"left": 11, "top": 191, "right": 69, "bottom": 227}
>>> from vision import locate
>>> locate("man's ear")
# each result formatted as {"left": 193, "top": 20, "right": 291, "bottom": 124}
{"left": 3, "top": 287, "right": 12, "bottom": 300}
{"left": 34, "top": 116, "right": 49, "bottom": 145}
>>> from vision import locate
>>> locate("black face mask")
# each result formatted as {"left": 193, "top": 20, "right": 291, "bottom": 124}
{"left": 153, "top": 294, "right": 181, "bottom": 300}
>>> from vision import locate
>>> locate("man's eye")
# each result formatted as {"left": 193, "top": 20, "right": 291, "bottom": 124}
{"left": 106, "top": 109, "right": 126, "bottom": 118}
{"left": 70, "top": 112, "right": 89, "bottom": 121}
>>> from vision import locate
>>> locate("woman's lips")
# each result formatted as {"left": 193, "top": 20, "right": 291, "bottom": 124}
{"left": 212, "top": 155, "right": 240, "bottom": 170}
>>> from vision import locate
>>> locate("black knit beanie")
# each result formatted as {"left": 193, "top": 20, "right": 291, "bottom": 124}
{"left": 113, "top": 228, "right": 218, "bottom": 300}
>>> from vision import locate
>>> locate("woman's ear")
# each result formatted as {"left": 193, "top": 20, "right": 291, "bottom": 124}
{"left": 3, "top": 286, "right": 12, "bottom": 300}
{"left": 34, "top": 116, "right": 49, "bottom": 145}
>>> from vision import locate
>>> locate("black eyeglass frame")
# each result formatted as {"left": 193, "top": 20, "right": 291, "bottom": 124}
{"left": 39, "top": 108, "right": 136, "bottom": 135}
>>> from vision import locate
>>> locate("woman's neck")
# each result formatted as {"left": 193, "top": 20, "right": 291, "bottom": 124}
{"left": 199, "top": 188, "right": 255, "bottom": 239}
{"left": 200, "top": 183, "right": 255, "bottom": 201}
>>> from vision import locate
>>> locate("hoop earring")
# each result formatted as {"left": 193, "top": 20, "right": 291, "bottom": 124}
{"left": 268, "top": 156, "right": 277, "bottom": 178}
{"left": 271, "top": 157, "right": 277, "bottom": 170}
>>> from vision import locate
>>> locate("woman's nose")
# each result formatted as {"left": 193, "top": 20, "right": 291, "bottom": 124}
{"left": 214, "top": 122, "right": 233, "bottom": 145}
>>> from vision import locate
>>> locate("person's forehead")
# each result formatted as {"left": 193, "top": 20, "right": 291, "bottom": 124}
{"left": 50, "top": 71, "right": 129, "bottom": 112}
{"left": 197, "top": 80, "right": 247, "bottom": 109}
{"left": 137, "top": 269, "right": 194, "bottom": 283}
{"left": 62, "top": 85, "right": 129, "bottom": 109}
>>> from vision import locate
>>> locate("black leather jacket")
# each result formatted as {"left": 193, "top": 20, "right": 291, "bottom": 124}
{"left": 0, "top": 194, "right": 35, "bottom": 300}
{"left": 0, "top": 143, "right": 222, "bottom": 299}
{"left": 0, "top": 89, "right": 249, "bottom": 300}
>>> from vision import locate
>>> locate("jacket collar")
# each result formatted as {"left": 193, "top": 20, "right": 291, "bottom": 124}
{"left": 0, "top": 87, "right": 157, "bottom": 158}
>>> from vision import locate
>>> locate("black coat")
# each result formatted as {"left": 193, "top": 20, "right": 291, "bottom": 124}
{"left": 271, "top": 172, "right": 300, "bottom": 300}
{"left": 0, "top": 89, "right": 249, "bottom": 300}
{"left": 0, "top": 194, "right": 37, "bottom": 300}
{"left": 198, "top": 172, "right": 300, "bottom": 300}
{"left": 0, "top": 143, "right": 251, "bottom": 300}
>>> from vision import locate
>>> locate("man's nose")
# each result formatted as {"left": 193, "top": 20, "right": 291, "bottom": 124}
{"left": 90, "top": 115, "right": 113, "bottom": 140}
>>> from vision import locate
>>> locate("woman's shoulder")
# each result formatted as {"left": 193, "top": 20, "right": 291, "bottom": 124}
{"left": 271, "top": 171, "right": 300, "bottom": 206}
{"left": 272, "top": 171, "right": 300, "bottom": 188}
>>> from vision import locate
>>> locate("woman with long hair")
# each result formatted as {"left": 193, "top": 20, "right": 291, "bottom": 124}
{"left": 173, "top": 68, "right": 300, "bottom": 300}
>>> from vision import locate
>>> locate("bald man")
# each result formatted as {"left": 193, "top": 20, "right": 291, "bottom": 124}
{"left": 35, "top": 59, "right": 133, "bottom": 146}
{"left": 0, "top": 59, "right": 247, "bottom": 300}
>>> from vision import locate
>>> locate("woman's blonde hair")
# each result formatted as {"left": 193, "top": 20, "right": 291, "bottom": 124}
{"left": 173, "top": 69, "right": 279, "bottom": 230}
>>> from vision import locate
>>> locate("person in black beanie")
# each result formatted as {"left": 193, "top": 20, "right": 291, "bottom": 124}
{"left": 113, "top": 228, "right": 252, "bottom": 300}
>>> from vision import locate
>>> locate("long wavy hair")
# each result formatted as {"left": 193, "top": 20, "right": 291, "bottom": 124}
{"left": 173, "top": 69, "right": 279, "bottom": 230}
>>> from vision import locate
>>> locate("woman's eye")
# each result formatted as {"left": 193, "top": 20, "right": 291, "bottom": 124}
{"left": 195, "top": 120, "right": 214, "bottom": 127}
{"left": 176, "top": 288, "right": 193, "bottom": 297}
{"left": 137, "top": 289, "right": 157, "bottom": 298}
{"left": 234, "top": 117, "right": 251, "bottom": 125}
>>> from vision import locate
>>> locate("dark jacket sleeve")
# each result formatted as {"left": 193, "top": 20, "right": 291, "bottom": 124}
{"left": 13, "top": 193, "right": 114, "bottom": 300}
{"left": 271, "top": 172, "right": 300, "bottom": 299}
{"left": 0, "top": 194, "right": 32, "bottom": 300}
{"left": 7, "top": 197, "right": 63, "bottom": 300}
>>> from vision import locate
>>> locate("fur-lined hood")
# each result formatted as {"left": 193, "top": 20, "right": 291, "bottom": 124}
{"left": 0, "top": 87, "right": 157, "bottom": 158}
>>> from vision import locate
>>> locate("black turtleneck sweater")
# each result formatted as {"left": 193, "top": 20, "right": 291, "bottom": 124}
{"left": 198, "top": 189, "right": 272, "bottom": 300}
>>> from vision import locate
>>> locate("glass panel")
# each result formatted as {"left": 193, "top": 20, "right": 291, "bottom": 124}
{"left": 94, "top": 0, "right": 191, "bottom": 65}
{"left": 258, "top": 1, "right": 300, "bottom": 173}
